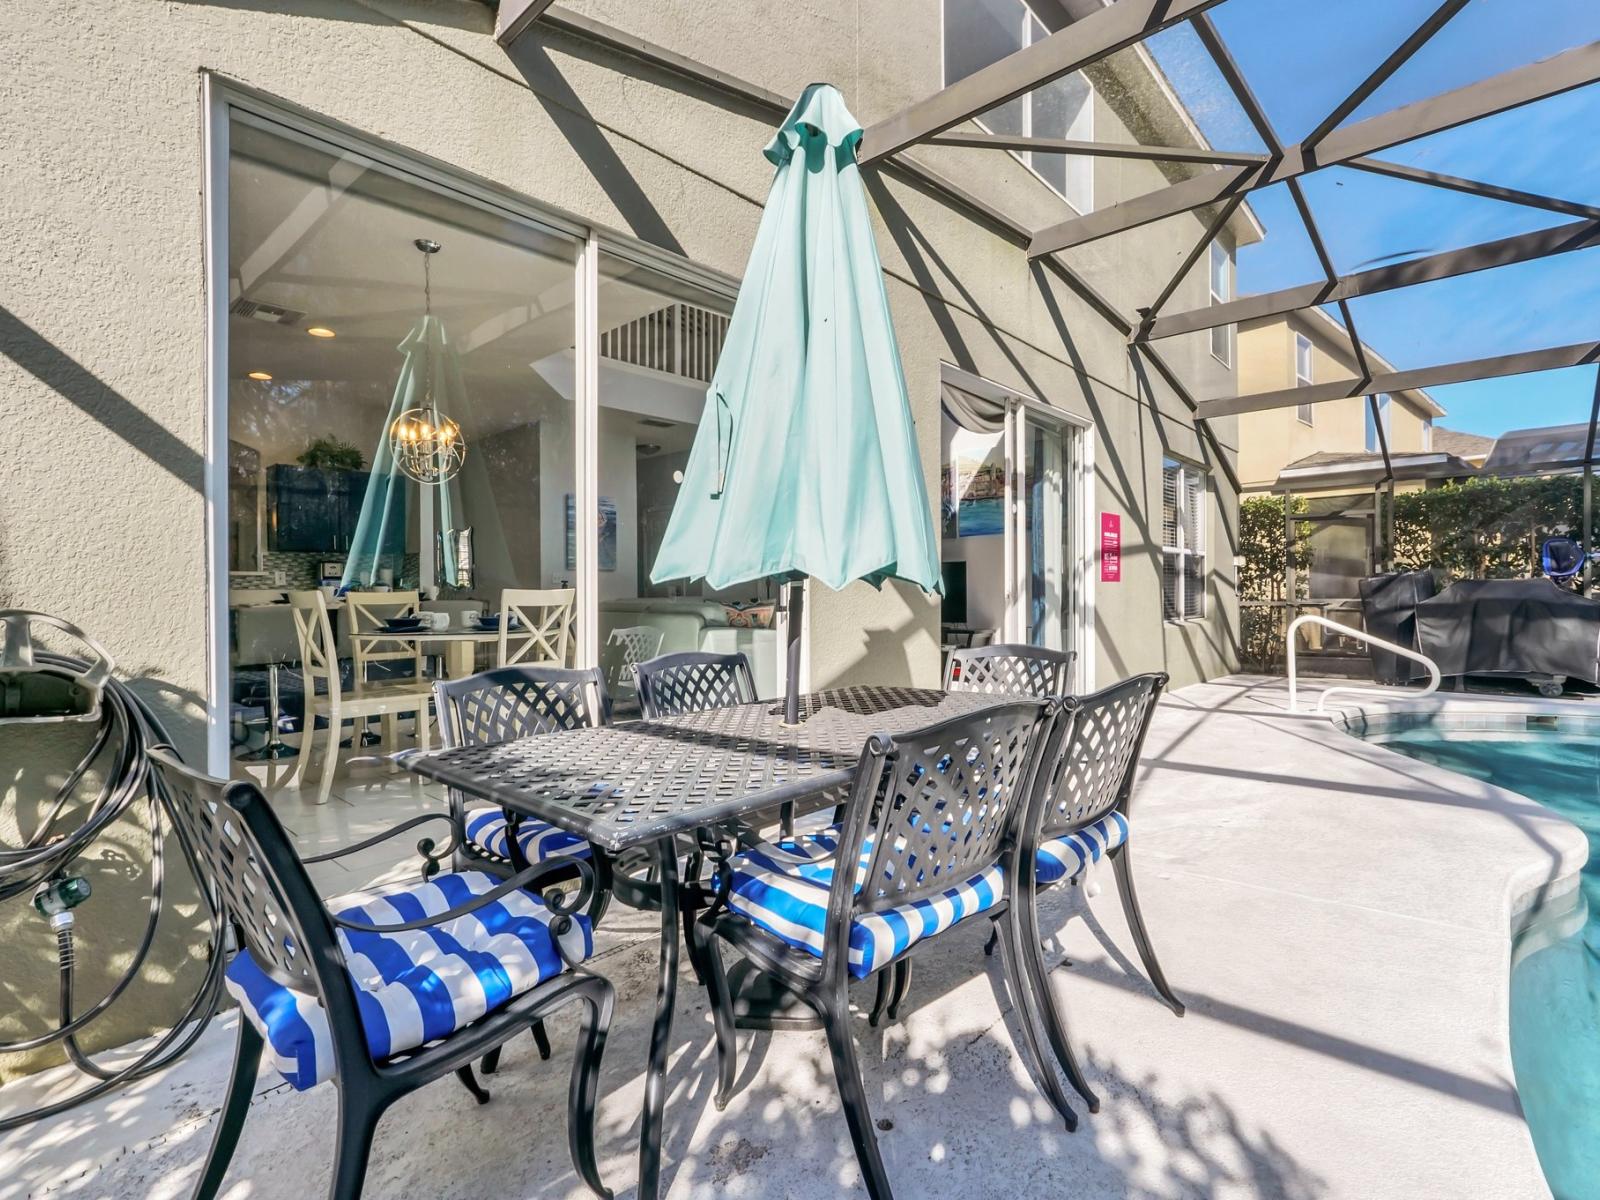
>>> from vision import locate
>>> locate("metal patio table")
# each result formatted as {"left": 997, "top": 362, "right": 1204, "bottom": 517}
{"left": 401, "top": 684, "right": 1001, "bottom": 1200}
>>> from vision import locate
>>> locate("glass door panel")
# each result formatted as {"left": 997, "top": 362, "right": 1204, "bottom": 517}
{"left": 1024, "top": 416, "right": 1073, "bottom": 653}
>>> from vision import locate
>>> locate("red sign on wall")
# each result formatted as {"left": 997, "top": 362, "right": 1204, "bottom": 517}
{"left": 1100, "top": 512, "right": 1121, "bottom": 582}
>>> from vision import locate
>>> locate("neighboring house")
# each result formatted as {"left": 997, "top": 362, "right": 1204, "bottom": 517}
{"left": 1235, "top": 308, "right": 1450, "bottom": 494}
{"left": 1481, "top": 423, "right": 1591, "bottom": 477}
{"left": 1431, "top": 426, "right": 1496, "bottom": 468}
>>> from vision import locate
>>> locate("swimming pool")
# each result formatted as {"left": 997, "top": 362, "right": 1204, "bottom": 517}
{"left": 1362, "top": 721, "right": 1599, "bottom": 1200}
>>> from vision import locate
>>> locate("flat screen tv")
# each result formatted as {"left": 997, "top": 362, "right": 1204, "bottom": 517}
{"left": 941, "top": 561, "right": 967, "bottom": 625}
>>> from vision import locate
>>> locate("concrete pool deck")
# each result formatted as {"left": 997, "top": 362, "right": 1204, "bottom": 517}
{"left": 1, "top": 675, "right": 1586, "bottom": 1199}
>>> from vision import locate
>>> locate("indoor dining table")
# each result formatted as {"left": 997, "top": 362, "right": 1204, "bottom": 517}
{"left": 401, "top": 684, "right": 1002, "bottom": 1200}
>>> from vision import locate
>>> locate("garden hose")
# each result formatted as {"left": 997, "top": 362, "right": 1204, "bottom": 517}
{"left": 0, "top": 611, "right": 225, "bottom": 1130}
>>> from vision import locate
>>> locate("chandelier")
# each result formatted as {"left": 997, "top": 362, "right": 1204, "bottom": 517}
{"left": 390, "top": 238, "right": 466, "bottom": 484}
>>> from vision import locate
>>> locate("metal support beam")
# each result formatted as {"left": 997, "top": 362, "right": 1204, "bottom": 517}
{"left": 1585, "top": 368, "right": 1600, "bottom": 589}
{"left": 1142, "top": 216, "right": 1600, "bottom": 340}
{"left": 1030, "top": 39, "right": 1600, "bottom": 255}
{"left": 924, "top": 131, "right": 1270, "bottom": 166}
{"left": 495, "top": 0, "right": 556, "bottom": 45}
{"left": 1347, "top": 157, "right": 1600, "bottom": 221}
{"left": 858, "top": 0, "right": 1227, "bottom": 164}
{"left": 1138, "top": 195, "right": 1245, "bottom": 334}
{"left": 1301, "top": 0, "right": 1472, "bottom": 151}
{"left": 1198, "top": 340, "right": 1600, "bottom": 419}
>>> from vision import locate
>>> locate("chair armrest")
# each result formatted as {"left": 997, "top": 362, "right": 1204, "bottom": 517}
{"left": 329, "top": 856, "right": 596, "bottom": 968}
{"left": 301, "top": 812, "right": 459, "bottom": 878}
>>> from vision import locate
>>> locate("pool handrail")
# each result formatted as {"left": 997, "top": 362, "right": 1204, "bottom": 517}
{"left": 1286, "top": 614, "right": 1441, "bottom": 715}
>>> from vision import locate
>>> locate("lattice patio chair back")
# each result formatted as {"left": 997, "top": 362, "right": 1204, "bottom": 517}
{"left": 635, "top": 650, "right": 757, "bottom": 719}
{"left": 1030, "top": 671, "right": 1166, "bottom": 844}
{"left": 498, "top": 587, "right": 576, "bottom": 668}
{"left": 434, "top": 665, "right": 610, "bottom": 874}
{"left": 944, "top": 642, "right": 1076, "bottom": 697}
{"left": 819, "top": 699, "right": 1056, "bottom": 982}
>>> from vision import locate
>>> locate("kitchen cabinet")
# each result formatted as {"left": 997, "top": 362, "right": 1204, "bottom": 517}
{"left": 267, "top": 465, "right": 405, "bottom": 554}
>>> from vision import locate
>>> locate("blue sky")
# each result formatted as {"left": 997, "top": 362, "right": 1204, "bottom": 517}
{"left": 1148, "top": 0, "right": 1600, "bottom": 437}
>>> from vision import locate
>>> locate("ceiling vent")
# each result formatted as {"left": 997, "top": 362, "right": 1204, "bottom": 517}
{"left": 638, "top": 417, "right": 677, "bottom": 429}
{"left": 230, "top": 299, "right": 306, "bottom": 325}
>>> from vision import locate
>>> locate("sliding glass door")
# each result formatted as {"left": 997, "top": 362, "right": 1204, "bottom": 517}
{"left": 940, "top": 378, "right": 1086, "bottom": 682}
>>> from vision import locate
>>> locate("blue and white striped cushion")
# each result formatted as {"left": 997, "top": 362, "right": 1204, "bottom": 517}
{"left": 1035, "top": 811, "right": 1128, "bottom": 885}
{"left": 725, "top": 828, "right": 1003, "bottom": 980}
{"left": 222, "top": 871, "right": 592, "bottom": 1090}
{"left": 464, "top": 807, "right": 591, "bottom": 863}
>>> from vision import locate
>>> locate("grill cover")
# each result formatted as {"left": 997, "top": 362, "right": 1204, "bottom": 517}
{"left": 1415, "top": 579, "right": 1600, "bottom": 683}
{"left": 1358, "top": 572, "right": 1436, "bottom": 684}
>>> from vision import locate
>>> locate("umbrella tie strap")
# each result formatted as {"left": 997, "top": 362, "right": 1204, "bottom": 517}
{"left": 712, "top": 391, "right": 732, "bottom": 499}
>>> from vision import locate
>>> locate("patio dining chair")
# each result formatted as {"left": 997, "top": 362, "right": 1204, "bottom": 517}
{"left": 634, "top": 650, "right": 757, "bottom": 718}
{"left": 945, "top": 642, "right": 1077, "bottom": 696}
{"left": 434, "top": 665, "right": 611, "bottom": 879}
{"left": 148, "top": 749, "right": 614, "bottom": 1200}
{"left": 1009, "top": 671, "right": 1179, "bottom": 1115}
{"left": 690, "top": 700, "right": 1074, "bottom": 1200}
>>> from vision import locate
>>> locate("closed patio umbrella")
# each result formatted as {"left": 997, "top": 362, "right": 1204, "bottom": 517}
{"left": 650, "top": 83, "right": 941, "bottom": 723}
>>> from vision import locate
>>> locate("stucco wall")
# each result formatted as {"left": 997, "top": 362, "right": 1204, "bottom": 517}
{"left": 2, "top": 0, "right": 1240, "bottom": 1069}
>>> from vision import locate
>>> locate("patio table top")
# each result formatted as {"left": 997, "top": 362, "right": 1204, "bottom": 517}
{"left": 400, "top": 685, "right": 1004, "bottom": 852}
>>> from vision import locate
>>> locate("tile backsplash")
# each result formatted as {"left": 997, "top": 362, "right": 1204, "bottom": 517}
{"left": 230, "top": 552, "right": 419, "bottom": 591}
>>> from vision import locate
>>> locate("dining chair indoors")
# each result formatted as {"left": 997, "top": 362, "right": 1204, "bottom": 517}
{"left": 149, "top": 749, "right": 614, "bottom": 1200}
{"left": 691, "top": 700, "right": 1074, "bottom": 1200}
{"left": 1009, "top": 671, "right": 1179, "bottom": 1116}
{"left": 285, "top": 590, "right": 432, "bottom": 804}
{"left": 945, "top": 642, "right": 1077, "bottom": 697}
{"left": 498, "top": 587, "right": 576, "bottom": 668}
{"left": 345, "top": 590, "right": 425, "bottom": 693}
{"left": 633, "top": 650, "right": 757, "bottom": 719}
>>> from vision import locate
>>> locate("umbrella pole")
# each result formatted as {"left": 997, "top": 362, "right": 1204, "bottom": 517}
{"left": 784, "top": 578, "right": 804, "bottom": 725}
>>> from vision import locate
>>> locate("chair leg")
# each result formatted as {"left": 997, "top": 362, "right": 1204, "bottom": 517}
{"left": 531, "top": 1019, "right": 552, "bottom": 1061}
{"left": 326, "top": 1089, "right": 382, "bottom": 1200}
{"left": 867, "top": 969, "right": 893, "bottom": 1028}
{"left": 819, "top": 990, "right": 895, "bottom": 1200}
{"left": 316, "top": 707, "right": 341, "bottom": 806}
{"left": 454, "top": 1064, "right": 491, "bottom": 1105}
{"left": 1017, "top": 884, "right": 1100, "bottom": 1114}
{"left": 567, "top": 975, "right": 616, "bottom": 1200}
{"left": 692, "top": 915, "right": 739, "bottom": 1111}
{"left": 1110, "top": 845, "right": 1184, "bottom": 1016}
{"left": 886, "top": 959, "right": 913, "bottom": 1021}
{"left": 480, "top": 1046, "right": 502, "bottom": 1076}
{"left": 995, "top": 906, "right": 1078, "bottom": 1131}
{"left": 190, "top": 1018, "right": 262, "bottom": 1200}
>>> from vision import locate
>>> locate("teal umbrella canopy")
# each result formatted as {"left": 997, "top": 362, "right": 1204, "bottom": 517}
{"left": 649, "top": 83, "right": 941, "bottom": 596}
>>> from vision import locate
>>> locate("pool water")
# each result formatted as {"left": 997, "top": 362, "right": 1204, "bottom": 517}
{"left": 1375, "top": 729, "right": 1600, "bottom": 1200}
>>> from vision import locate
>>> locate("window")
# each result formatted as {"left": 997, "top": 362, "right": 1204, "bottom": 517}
{"left": 1421, "top": 417, "right": 1433, "bottom": 452}
{"left": 1208, "top": 243, "right": 1233, "bottom": 365}
{"left": 1294, "top": 333, "right": 1314, "bottom": 424}
{"left": 1161, "top": 459, "right": 1206, "bottom": 621}
{"left": 1365, "top": 393, "right": 1392, "bottom": 453}
{"left": 943, "top": 0, "right": 1093, "bottom": 213}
